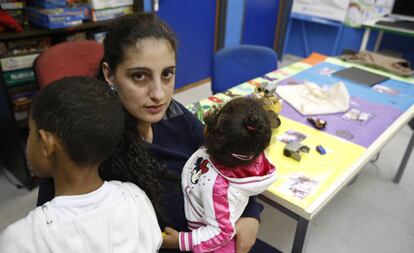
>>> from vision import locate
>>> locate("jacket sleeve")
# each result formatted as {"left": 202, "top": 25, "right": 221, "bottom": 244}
{"left": 240, "top": 196, "right": 264, "bottom": 222}
{"left": 179, "top": 176, "right": 235, "bottom": 252}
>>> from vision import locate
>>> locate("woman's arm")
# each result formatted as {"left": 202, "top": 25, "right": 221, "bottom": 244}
{"left": 241, "top": 196, "right": 263, "bottom": 220}
{"left": 236, "top": 196, "right": 263, "bottom": 253}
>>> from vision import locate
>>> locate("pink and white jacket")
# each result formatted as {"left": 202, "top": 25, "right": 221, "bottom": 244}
{"left": 179, "top": 148, "right": 276, "bottom": 252}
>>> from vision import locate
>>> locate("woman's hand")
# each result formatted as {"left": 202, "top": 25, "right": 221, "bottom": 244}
{"left": 235, "top": 217, "right": 260, "bottom": 253}
{"left": 161, "top": 227, "right": 180, "bottom": 249}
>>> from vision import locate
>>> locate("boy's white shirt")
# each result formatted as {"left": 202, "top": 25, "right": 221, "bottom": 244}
{"left": 0, "top": 181, "right": 162, "bottom": 253}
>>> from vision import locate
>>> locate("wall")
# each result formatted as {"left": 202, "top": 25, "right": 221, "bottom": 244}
{"left": 144, "top": 0, "right": 216, "bottom": 88}
{"left": 285, "top": 19, "right": 414, "bottom": 65}
{"left": 242, "top": 0, "right": 279, "bottom": 48}
{"left": 220, "top": 0, "right": 281, "bottom": 50}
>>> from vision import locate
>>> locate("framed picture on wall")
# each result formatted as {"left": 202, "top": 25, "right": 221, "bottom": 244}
{"left": 292, "top": 0, "right": 350, "bottom": 22}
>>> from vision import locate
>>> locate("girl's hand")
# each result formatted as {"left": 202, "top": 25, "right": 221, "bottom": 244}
{"left": 235, "top": 217, "right": 259, "bottom": 253}
{"left": 162, "top": 227, "right": 180, "bottom": 249}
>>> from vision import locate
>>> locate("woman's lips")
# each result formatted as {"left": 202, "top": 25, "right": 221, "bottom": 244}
{"left": 144, "top": 104, "right": 164, "bottom": 114}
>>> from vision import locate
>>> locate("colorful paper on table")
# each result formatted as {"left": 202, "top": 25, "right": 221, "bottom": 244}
{"left": 265, "top": 116, "right": 366, "bottom": 210}
{"left": 280, "top": 96, "right": 402, "bottom": 147}
{"left": 284, "top": 62, "right": 414, "bottom": 111}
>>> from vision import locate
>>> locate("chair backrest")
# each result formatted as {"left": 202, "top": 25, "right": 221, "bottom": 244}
{"left": 35, "top": 40, "right": 104, "bottom": 88}
{"left": 212, "top": 45, "right": 278, "bottom": 94}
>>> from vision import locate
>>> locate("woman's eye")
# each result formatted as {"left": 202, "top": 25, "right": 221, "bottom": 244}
{"left": 162, "top": 69, "right": 175, "bottom": 79}
{"left": 133, "top": 72, "right": 146, "bottom": 81}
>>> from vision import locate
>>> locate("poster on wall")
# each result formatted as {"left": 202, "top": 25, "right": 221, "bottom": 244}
{"left": 291, "top": 0, "right": 351, "bottom": 22}
{"left": 344, "top": 0, "right": 394, "bottom": 27}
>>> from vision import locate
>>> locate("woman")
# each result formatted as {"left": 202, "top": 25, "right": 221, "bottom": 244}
{"left": 37, "top": 12, "right": 270, "bottom": 253}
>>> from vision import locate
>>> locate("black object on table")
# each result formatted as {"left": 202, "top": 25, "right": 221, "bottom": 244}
{"left": 333, "top": 67, "right": 390, "bottom": 87}
{"left": 376, "top": 20, "right": 414, "bottom": 31}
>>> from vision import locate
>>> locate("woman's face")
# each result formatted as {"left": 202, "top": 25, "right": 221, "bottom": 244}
{"left": 104, "top": 38, "right": 176, "bottom": 125}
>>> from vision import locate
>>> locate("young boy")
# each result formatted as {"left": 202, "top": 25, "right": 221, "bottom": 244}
{"left": 0, "top": 76, "right": 162, "bottom": 252}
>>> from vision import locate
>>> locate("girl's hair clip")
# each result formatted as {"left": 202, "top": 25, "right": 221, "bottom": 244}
{"left": 231, "top": 153, "right": 254, "bottom": 161}
{"left": 204, "top": 104, "right": 223, "bottom": 124}
{"left": 246, "top": 125, "right": 255, "bottom": 131}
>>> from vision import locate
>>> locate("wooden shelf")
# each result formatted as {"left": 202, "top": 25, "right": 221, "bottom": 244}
{"left": 0, "top": 20, "right": 114, "bottom": 41}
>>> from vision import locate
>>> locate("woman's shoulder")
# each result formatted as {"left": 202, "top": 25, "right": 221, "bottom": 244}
{"left": 163, "top": 99, "right": 187, "bottom": 120}
{"left": 155, "top": 99, "right": 202, "bottom": 133}
{"left": 163, "top": 99, "right": 200, "bottom": 122}
{"left": 152, "top": 99, "right": 204, "bottom": 149}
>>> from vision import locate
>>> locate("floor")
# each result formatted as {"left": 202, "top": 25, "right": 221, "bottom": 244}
{"left": 1, "top": 55, "right": 413, "bottom": 252}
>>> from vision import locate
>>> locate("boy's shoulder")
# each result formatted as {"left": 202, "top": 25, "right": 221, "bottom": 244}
{"left": 0, "top": 207, "right": 42, "bottom": 252}
{"left": 120, "top": 181, "right": 148, "bottom": 198}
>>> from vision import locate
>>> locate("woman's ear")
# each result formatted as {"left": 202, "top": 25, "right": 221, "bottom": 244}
{"left": 102, "top": 62, "right": 115, "bottom": 87}
{"left": 38, "top": 129, "right": 57, "bottom": 157}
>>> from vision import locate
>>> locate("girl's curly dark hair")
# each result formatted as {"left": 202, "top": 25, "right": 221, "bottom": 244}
{"left": 99, "top": 111, "right": 178, "bottom": 221}
{"left": 204, "top": 97, "right": 272, "bottom": 167}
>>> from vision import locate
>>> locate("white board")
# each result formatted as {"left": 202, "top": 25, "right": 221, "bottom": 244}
{"left": 292, "top": 0, "right": 351, "bottom": 22}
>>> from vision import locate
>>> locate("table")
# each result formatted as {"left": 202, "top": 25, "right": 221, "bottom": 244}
{"left": 187, "top": 53, "right": 414, "bottom": 252}
{"left": 359, "top": 18, "right": 414, "bottom": 184}
{"left": 360, "top": 18, "right": 414, "bottom": 52}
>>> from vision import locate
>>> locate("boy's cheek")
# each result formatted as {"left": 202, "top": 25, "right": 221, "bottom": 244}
{"left": 27, "top": 153, "right": 52, "bottom": 178}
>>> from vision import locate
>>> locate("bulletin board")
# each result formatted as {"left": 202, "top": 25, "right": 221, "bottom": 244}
{"left": 291, "top": 0, "right": 351, "bottom": 22}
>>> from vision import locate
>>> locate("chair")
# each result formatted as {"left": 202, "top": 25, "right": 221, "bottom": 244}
{"left": 393, "top": 118, "right": 414, "bottom": 183}
{"left": 34, "top": 40, "right": 104, "bottom": 88}
{"left": 212, "top": 45, "right": 278, "bottom": 94}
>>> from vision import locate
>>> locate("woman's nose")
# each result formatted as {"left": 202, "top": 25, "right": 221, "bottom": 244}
{"left": 149, "top": 79, "right": 165, "bottom": 102}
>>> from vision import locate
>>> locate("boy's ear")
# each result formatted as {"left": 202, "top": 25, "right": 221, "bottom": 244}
{"left": 102, "top": 62, "right": 115, "bottom": 87}
{"left": 38, "top": 129, "right": 57, "bottom": 157}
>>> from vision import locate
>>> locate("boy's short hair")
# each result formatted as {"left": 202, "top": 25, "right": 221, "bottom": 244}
{"left": 31, "top": 76, "right": 124, "bottom": 166}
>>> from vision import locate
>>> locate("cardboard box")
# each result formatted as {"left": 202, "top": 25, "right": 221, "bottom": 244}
{"left": 0, "top": 1, "right": 25, "bottom": 10}
{"left": 0, "top": 53, "right": 39, "bottom": 72}
{"left": 0, "top": 37, "right": 51, "bottom": 58}
{"left": 3, "top": 68, "right": 36, "bottom": 87}
{"left": 88, "top": 0, "right": 133, "bottom": 10}
{"left": 91, "top": 5, "right": 133, "bottom": 21}
{"left": 26, "top": 7, "right": 86, "bottom": 29}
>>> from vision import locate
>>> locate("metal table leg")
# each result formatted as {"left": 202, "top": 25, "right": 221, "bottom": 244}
{"left": 374, "top": 30, "right": 384, "bottom": 52}
{"left": 360, "top": 28, "right": 371, "bottom": 51}
{"left": 292, "top": 217, "right": 309, "bottom": 253}
{"left": 259, "top": 195, "right": 310, "bottom": 253}
{"left": 393, "top": 131, "right": 414, "bottom": 183}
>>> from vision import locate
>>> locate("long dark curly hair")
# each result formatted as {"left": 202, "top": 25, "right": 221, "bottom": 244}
{"left": 97, "top": 12, "right": 179, "bottom": 221}
{"left": 99, "top": 111, "right": 178, "bottom": 221}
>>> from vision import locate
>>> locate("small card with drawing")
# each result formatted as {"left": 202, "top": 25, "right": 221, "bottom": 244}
{"left": 277, "top": 130, "right": 307, "bottom": 144}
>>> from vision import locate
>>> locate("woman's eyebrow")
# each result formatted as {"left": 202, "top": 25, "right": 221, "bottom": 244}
{"left": 126, "top": 67, "right": 150, "bottom": 72}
